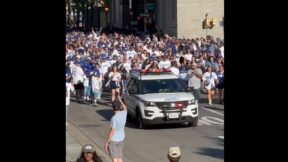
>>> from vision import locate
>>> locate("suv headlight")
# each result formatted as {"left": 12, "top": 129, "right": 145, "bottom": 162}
{"left": 144, "top": 101, "right": 156, "bottom": 107}
{"left": 188, "top": 99, "right": 196, "bottom": 105}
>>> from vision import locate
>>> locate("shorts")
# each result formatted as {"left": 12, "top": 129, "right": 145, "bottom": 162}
{"left": 110, "top": 81, "right": 120, "bottom": 89}
{"left": 108, "top": 140, "right": 124, "bottom": 159}
{"left": 217, "top": 84, "right": 224, "bottom": 89}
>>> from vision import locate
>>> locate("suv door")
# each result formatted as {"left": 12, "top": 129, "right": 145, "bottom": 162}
{"left": 129, "top": 79, "right": 139, "bottom": 114}
{"left": 124, "top": 78, "right": 136, "bottom": 116}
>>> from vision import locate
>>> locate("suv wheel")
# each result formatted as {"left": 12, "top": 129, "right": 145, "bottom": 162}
{"left": 137, "top": 110, "right": 146, "bottom": 129}
{"left": 187, "top": 117, "right": 198, "bottom": 127}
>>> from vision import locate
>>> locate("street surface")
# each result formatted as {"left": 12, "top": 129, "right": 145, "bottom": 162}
{"left": 67, "top": 91, "right": 224, "bottom": 162}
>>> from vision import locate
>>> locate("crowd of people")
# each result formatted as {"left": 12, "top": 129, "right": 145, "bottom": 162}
{"left": 65, "top": 27, "right": 224, "bottom": 121}
{"left": 66, "top": 28, "right": 224, "bottom": 162}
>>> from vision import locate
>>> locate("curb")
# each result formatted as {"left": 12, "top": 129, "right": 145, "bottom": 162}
{"left": 66, "top": 121, "right": 111, "bottom": 162}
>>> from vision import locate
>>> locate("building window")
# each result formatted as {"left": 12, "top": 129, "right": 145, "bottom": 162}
{"left": 172, "top": 0, "right": 176, "bottom": 20}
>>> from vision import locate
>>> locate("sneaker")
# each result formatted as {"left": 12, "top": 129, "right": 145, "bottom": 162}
{"left": 84, "top": 96, "right": 87, "bottom": 101}
{"left": 208, "top": 101, "right": 212, "bottom": 105}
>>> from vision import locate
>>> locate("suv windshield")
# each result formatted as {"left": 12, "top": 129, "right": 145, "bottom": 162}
{"left": 139, "top": 79, "right": 187, "bottom": 94}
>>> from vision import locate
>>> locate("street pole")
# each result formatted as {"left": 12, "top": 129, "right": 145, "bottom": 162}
{"left": 144, "top": 0, "right": 147, "bottom": 33}
{"left": 106, "top": 11, "right": 108, "bottom": 27}
{"left": 205, "top": 13, "right": 208, "bottom": 39}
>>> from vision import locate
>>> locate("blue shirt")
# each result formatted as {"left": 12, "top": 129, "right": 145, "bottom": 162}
{"left": 110, "top": 111, "right": 127, "bottom": 142}
{"left": 66, "top": 67, "right": 72, "bottom": 83}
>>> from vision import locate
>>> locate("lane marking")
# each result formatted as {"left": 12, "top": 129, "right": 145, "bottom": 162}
{"left": 201, "top": 116, "right": 224, "bottom": 124}
{"left": 202, "top": 107, "right": 224, "bottom": 116}
{"left": 218, "top": 136, "right": 224, "bottom": 139}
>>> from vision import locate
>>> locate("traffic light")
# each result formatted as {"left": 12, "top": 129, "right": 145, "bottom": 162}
{"left": 208, "top": 18, "right": 216, "bottom": 29}
{"left": 205, "top": 18, "right": 210, "bottom": 27}
{"left": 203, "top": 18, "right": 211, "bottom": 29}
{"left": 211, "top": 18, "right": 217, "bottom": 26}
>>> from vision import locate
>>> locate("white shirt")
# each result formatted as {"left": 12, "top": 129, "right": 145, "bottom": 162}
{"left": 184, "top": 54, "right": 192, "bottom": 61}
{"left": 154, "top": 50, "right": 160, "bottom": 57}
{"left": 197, "top": 41, "right": 201, "bottom": 47}
{"left": 72, "top": 66, "right": 84, "bottom": 84}
{"left": 220, "top": 46, "right": 224, "bottom": 58}
{"left": 170, "top": 67, "right": 179, "bottom": 77}
{"left": 122, "top": 62, "right": 131, "bottom": 72}
{"left": 192, "top": 44, "right": 197, "bottom": 51}
{"left": 91, "top": 76, "right": 100, "bottom": 91}
{"left": 109, "top": 60, "right": 117, "bottom": 65}
{"left": 127, "top": 50, "right": 137, "bottom": 59}
{"left": 158, "top": 60, "right": 171, "bottom": 69}
{"left": 66, "top": 83, "right": 71, "bottom": 106}
{"left": 187, "top": 68, "right": 203, "bottom": 89}
{"left": 83, "top": 76, "right": 89, "bottom": 87}
{"left": 108, "top": 72, "right": 121, "bottom": 81}
{"left": 202, "top": 72, "right": 218, "bottom": 89}
{"left": 112, "top": 49, "right": 120, "bottom": 57}
{"left": 101, "top": 61, "right": 111, "bottom": 75}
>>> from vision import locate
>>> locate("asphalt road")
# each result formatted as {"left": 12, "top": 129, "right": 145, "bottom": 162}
{"left": 68, "top": 92, "right": 224, "bottom": 162}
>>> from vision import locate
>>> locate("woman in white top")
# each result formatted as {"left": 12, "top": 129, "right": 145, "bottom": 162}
{"left": 108, "top": 65, "right": 122, "bottom": 101}
{"left": 202, "top": 66, "right": 218, "bottom": 105}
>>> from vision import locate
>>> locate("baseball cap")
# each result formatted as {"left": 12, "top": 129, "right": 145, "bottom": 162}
{"left": 82, "top": 144, "right": 95, "bottom": 153}
{"left": 168, "top": 147, "right": 181, "bottom": 158}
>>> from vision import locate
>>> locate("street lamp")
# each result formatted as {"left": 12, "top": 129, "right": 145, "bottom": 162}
{"left": 129, "top": 10, "right": 133, "bottom": 29}
{"left": 105, "top": 7, "right": 109, "bottom": 27}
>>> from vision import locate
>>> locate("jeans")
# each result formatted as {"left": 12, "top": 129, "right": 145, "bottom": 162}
{"left": 93, "top": 90, "right": 101, "bottom": 100}
{"left": 97, "top": 89, "right": 102, "bottom": 99}
{"left": 190, "top": 88, "right": 201, "bottom": 101}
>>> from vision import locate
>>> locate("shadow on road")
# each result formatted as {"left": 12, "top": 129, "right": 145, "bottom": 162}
{"left": 96, "top": 109, "right": 114, "bottom": 121}
{"left": 127, "top": 116, "right": 191, "bottom": 130}
{"left": 203, "top": 136, "right": 224, "bottom": 146}
{"left": 196, "top": 148, "right": 224, "bottom": 159}
{"left": 78, "top": 124, "right": 102, "bottom": 128}
{"left": 95, "top": 109, "right": 190, "bottom": 130}
{"left": 199, "top": 104, "right": 224, "bottom": 111}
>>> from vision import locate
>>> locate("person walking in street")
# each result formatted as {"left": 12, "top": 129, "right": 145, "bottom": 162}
{"left": 91, "top": 72, "right": 101, "bottom": 106}
{"left": 66, "top": 79, "right": 71, "bottom": 126}
{"left": 108, "top": 65, "right": 122, "bottom": 101}
{"left": 72, "top": 62, "right": 85, "bottom": 102}
{"left": 206, "top": 55, "right": 219, "bottom": 72}
{"left": 202, "top": 66, "right": 218, "bottom": 105}
{"left": 217, "top": 65, "right": 224, "bottom": 104}
{"left": 104, "top": 95, "right": 127, "bottom": 162}
{"left": 187, "top": 63, "right": 203, "bottom": 103}
{"left": 76, "top": 144, "right": 103, "bottom": 162}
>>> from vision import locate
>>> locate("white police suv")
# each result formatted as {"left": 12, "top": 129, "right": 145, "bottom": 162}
{"left": 122, "top": 69, "right": 198, "bottom": 129}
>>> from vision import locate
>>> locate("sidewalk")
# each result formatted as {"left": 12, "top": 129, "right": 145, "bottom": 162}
{"left": 66, "top": 130, "right": 81, "bottom": 162}
{"left": 66, "top": 121, "right": 111, "bottom": 162}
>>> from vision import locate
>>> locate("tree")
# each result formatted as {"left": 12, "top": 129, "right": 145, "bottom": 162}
{"left": 66, "top": 0, "right": 72, "bottom": 27}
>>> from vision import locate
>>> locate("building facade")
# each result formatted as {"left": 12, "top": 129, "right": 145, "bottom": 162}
{"left": 109, "top": 0, "right": 224, "bottom": 39}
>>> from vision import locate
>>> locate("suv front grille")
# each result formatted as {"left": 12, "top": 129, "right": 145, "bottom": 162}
{"left": 156, "top": 102, "right": 187, "bottom": 110}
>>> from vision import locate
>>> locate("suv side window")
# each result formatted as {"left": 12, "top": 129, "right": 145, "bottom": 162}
{"left": 127, "top": 78, "right": 135, "bottom": 92}
{"left": 132, "top": 80, "right": 138, "bottom": 94}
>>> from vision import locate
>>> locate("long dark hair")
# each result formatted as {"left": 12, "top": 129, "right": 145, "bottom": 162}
{"left": 76, "top": 152, "right": 103, "bottom": 162}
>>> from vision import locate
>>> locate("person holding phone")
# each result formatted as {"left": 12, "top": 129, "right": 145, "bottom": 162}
{"left": 104, "top": 95, "right": 127, "bottom": 162}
